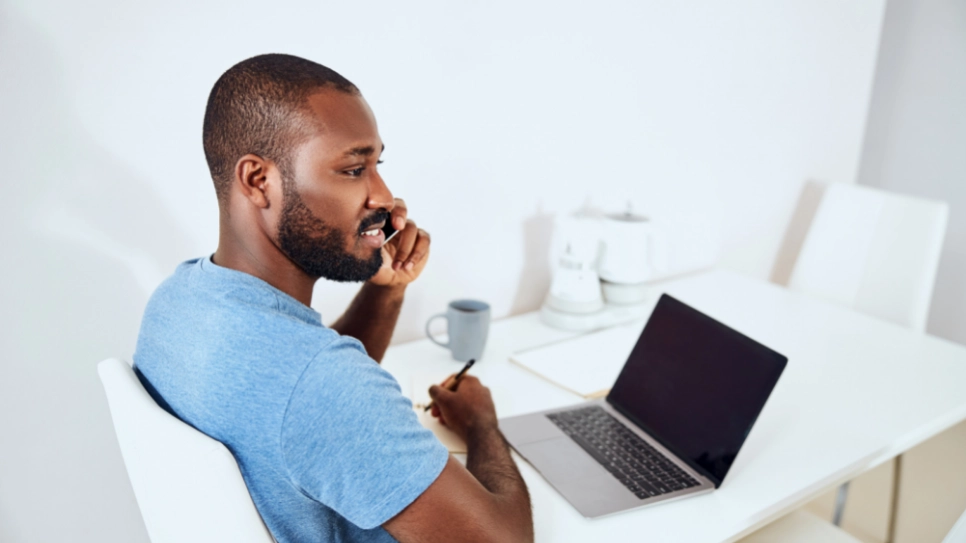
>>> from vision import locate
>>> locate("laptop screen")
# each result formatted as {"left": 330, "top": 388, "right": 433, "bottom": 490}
{"left": 606, "top": 294, "right": 787, "bottom": 487}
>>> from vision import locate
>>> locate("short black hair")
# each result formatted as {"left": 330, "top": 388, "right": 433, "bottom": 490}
{"left": 202, "top": 54, "right": 359, "bottom": 202}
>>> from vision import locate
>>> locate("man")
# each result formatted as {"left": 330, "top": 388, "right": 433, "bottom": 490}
{"left": 134, "top": 54, "right": 533, "bottom": 543}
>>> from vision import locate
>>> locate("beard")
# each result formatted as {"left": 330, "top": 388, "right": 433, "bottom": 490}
{"left": 276, "top": 180, "right": 386, "bottom": 282}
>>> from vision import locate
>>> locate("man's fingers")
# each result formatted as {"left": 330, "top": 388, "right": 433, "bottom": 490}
{"left": 428, "top": 384, "right": 450, "bottom": 401}
{"left": 403, "top": 229, "right": 431, "bottom": 271}
{"left": 458, "top": 375, "right": 480, "bottom": 388}
{"left": 390, "top": 198, "right": 407, "bottom": 231}
{"left": 392, "top": 219, "right": 419, "bottom": 269}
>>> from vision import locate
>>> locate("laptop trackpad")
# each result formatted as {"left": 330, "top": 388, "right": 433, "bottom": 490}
{"left": 517, "top": 436, "right": 634, "bottom": 517}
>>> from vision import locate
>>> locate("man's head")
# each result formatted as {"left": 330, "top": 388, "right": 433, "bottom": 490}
{"left": 203, "top": 54, "right": 393, "bottom": 282}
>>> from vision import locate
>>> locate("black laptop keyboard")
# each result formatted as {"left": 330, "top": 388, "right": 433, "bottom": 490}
{"left": 547, "top": 406, "right": 701, "bottom": 500}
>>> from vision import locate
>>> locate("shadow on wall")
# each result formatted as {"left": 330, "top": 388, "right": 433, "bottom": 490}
{"left": 0, "top": 6, "right": 194, "bottom": 542}
{"left": 508, "top": 203, "right": 555, "bottom": 315}
{"left": 770, "top": 180, "right": 827, "bottom": 287}
{"left": 0, "top": 493, "right": 19, "bottom": 543}
{"left": 928, "top": 239, "right": 966, "bottom": 343}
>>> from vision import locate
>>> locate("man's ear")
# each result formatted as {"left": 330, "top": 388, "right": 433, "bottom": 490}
{"left": 234, "top": 154, "right": 273, "bottom": 209}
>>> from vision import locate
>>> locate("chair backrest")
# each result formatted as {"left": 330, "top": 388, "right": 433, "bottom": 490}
{"left": 98, "top": 358, "right": 275, "bottom": 543}
{"left": 788, "top": 183, "right": 948, "bottom": 332}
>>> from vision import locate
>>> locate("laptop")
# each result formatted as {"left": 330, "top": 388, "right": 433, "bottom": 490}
{"left": 499, "top": 294, "right": 787, "bottom": 518}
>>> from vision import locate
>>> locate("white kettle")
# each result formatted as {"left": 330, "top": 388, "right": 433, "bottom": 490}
{"left": 598, "top": 209, "right": 662, "bottom": 304}
{"left": 545, "top": 241, "right": 605, "bottom": 314}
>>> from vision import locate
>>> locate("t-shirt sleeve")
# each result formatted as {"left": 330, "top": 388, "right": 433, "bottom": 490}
{"left": 280, "top": 336, "right": 449, "bottom": 530}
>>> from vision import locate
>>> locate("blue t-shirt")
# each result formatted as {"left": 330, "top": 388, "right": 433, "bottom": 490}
{"left": 134, "top": 257, "right": 448, "bottom": 542}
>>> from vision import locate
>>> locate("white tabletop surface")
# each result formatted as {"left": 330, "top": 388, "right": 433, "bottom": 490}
{"left": 381, "top": 269, "right": 966, "bottom": 542}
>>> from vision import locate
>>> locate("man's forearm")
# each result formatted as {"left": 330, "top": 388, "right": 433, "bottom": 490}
{"left": 466, "top": 425, "right": 533, "bottom": 541}
{"left": 329, "top": 283, "right": 405, "bottom": 362}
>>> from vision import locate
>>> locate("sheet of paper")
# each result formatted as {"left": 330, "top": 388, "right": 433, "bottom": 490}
{"left": 410, "top": 374, "right": 467, "bottom": 454}
{"left": 414, "top": 408, "right": 467, "bottom": 454}
{"left": 509, "top": 323, "right": 642, "bottom": 398}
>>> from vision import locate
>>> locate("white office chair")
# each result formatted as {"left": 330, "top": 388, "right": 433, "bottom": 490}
{"left": 98, "top": 358, "right": 275, "bottom": 543}
{"left": 787, "top": 182, "right": 948, "bottom": 332}
{"left": 757, "top": 182, "right": 948, "bottom": 540}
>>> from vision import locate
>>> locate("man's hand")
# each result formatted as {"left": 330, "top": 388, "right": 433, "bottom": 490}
{"left": 385, "top": 374, "right": 533, "bottom": 543}
{"left": 368, "top": 198, "right": 431, "bottom": 289}
{"left": 429, "top": 376, "right": 498, "bottom": 442}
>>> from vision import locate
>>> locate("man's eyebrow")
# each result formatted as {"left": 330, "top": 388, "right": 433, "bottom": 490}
{"left": 343, "top": 144, "right": 385, "bottom": 158}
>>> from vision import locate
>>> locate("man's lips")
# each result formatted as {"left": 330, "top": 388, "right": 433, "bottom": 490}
{"left": 359, "top": 221, "right": 386, "bottom": 235}
{"left": 359, "top": 227, "right": 385, "bottom": 247}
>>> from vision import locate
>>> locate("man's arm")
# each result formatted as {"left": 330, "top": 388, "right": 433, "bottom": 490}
{"left": 383, "top": 377, "right": 534, "bottom": 543}
{"left": 329, "top": 283, "right": 404, "bottom": 362}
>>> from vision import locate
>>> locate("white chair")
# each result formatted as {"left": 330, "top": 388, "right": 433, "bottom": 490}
{"left": 769, "top": 182, "right": 948, "bottom": 538}
{"left": 98, "top": 358, "right": 275, "bottom": 543}
{"left": 788, "top": 182, "right": 948, "bottom": 332}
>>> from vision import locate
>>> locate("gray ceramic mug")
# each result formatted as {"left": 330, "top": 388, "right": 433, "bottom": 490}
{"left": 425, "top": 300, "right": 491, "bottom": 362}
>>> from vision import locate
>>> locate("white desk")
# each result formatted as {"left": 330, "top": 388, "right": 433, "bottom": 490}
{"left": 382, "top": 270, "right": 966, "bottom": 542}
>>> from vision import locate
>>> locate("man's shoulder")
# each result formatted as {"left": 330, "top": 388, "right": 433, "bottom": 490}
{"left": 144, "top": 257, "right": 276, "bottom": 316}
{"left": 134, "top": 257, "right": 344, "bottom": 426}
{"left": 144, "top": 257, "right": 202, "bottom": 307}
{"left": 140, "top": 256, "right": 325, "bottom": 340}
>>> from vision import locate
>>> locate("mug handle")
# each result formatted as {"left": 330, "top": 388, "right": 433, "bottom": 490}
{"left": 425, "top": 313, "right": 449, "bottom": 348}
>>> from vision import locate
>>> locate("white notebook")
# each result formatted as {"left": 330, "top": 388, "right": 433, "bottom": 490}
{"left": 409, "top": 374, "right": 467, "bottom": 454}
{"left": 509, "top": 322, "right": 644, "bottom": 398}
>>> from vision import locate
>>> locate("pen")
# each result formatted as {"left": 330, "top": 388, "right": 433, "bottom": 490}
{"left": 424, "top": 359, "right": 476, "bottom": 412}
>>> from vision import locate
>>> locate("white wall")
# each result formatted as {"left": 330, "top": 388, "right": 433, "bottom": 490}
{"left": 856, "top": 0, "right": 966, "bottom": 347}
{"left": 0, "top": 1, "right": 883, "bottom": 541}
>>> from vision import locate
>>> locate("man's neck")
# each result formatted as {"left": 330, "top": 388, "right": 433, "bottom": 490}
{"left": 213, "top": 226, "right": 316, "bottom": 307}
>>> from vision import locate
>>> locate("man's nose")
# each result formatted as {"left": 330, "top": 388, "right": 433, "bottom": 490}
{"left": 367, "top": 170, "right": 394, "bottom": 210}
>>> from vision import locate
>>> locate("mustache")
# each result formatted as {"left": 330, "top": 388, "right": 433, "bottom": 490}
{"left": 358, "top": 209, "right": 390, "bottom": 233}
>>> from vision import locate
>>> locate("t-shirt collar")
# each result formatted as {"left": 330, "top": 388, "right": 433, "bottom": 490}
{"left": 199, "top": 255, "right": 324, "bottom": 327}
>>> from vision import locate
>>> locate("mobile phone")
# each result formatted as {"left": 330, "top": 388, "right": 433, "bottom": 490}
{"left": 381, "top": 221, "right": 400, "bottom": 247}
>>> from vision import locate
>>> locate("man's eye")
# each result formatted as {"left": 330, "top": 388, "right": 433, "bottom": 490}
{"left": 346, "top": 167, "right": 365, "bottom": 177}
